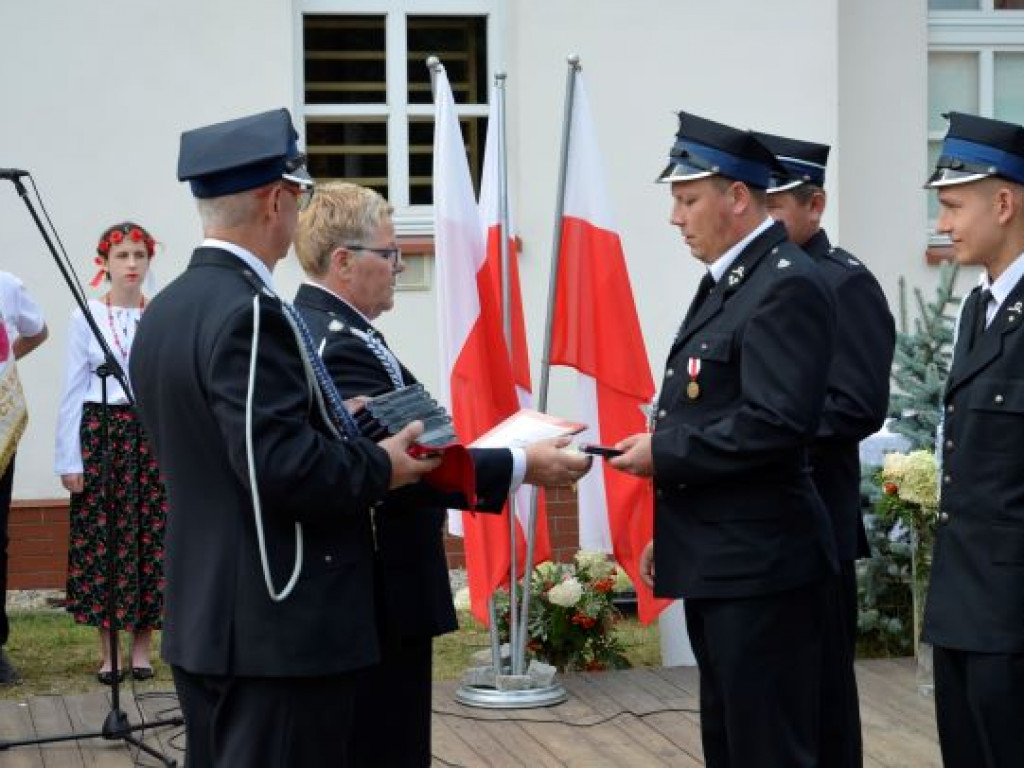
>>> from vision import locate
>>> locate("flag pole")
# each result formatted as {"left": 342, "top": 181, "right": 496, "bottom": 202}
{"left": 494, "top": 70, "right": 521, "bottom": 676}
{"left": 428, "top": 54, "right": 504, "bottom": 676}
{"left": 514, "top": 54, "right": 581, "bottom": 668}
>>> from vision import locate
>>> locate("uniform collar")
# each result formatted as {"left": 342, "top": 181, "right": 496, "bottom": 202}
{"left": 981, "top": 248, "right": 1024, "bottom": 310}
{"left": 302, "top": 281, "right": 377, "bottom": 332}
{"left": 708, "top": 217, "right": 774, "bottom": 283}
{"left": 202, "top": 238, "right": 275, "bottom": 289}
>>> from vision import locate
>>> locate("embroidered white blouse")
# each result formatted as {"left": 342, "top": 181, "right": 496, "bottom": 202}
{"left": 54, "top": 299, "right": 141, "bottom": 475}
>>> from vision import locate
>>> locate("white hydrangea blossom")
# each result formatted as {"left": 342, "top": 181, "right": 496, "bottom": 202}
{"left": 453, "top": 586, "right": 471, "bottom": 612}
{"left": 547, "top": 577, "right": 584, "bottom": 607}
{"left": 574, "top": 550, "right": 615, "bottom": 579}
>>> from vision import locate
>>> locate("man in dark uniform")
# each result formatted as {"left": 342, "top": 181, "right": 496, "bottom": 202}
{"left": 130, "top": 109, "right": 442, "bottom": 768}
{"left": 755, "top": 129, "right": 896, "bottom": 768}
{"left": 922, "top": 111, "right": 1024, "bottom": 768}
{"left": 291, "top": 181, "right": 591, "bottom": 767}
{"left": 610, "top": 112, "right": 837, "bottom": 767}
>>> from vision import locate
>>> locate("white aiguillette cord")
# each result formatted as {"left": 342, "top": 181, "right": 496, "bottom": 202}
{"left": 246, "top": 294, "right": 342, "bottom": 603}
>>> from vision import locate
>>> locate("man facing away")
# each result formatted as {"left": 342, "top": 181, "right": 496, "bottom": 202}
{"left": 131, "top": 108, "right": 440, "bottom": 767}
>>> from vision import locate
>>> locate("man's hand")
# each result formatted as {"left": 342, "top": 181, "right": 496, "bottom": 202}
{"left": 378, "top": 421, "right": 443, "bottom": 490}
{"left": 61, "top": 473, "right": 84, "bottom": 494}
{"left": 523, "top": 437, "right": 593, "bottom": 488}
{"left": 608, "top": 433, "right": 654, "bottom": 477}
{"left": 638, "top": 540, "right": 655, "bottom": 589}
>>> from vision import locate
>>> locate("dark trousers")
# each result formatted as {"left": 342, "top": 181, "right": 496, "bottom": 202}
{"left": 933, "top": 645, "right": 1024, "bottom": 768}
{"left": 0, "top": 455, "right": 13, "bottom": 648}
{"left": 350, "top": 624, "right": 434, "bottom": 766}
{"left": 685, "top": 581, "right": 826, "bottom": 768}
{"left": 818, "top": 561, "right": 863, "bottom": 767}
{"left": 172, "top": 665, "right": 356, "bottom": 768}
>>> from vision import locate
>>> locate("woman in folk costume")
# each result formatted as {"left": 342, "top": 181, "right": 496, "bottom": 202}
{"left": 55, "top": 222, "right": 167, "bottom": 684}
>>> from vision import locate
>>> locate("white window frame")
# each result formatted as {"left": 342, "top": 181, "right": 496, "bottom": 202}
{"left": 928, "top": 4, "right": 1024, "bottom": 242}
{"left": 294, "top": 0, "right": 505, "bottom": 236}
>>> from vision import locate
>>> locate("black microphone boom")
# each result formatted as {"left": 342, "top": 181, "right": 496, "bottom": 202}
{"left": 0, "top": 168, "right": 29, "bottom": 180}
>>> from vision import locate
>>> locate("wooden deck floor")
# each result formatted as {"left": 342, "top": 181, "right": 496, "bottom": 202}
{"left": 0, "top": 658, "right": 939, "bottom": 767}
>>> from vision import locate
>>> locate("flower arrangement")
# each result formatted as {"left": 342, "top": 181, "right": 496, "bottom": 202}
{"left": 877, "top": 449, "right": 939, "bottom": 693}
{"left": 878, "top": 449, "right": 939, "bottom": 535}
{"left": 492, "top": 551, "right": 631, "bottom": 672}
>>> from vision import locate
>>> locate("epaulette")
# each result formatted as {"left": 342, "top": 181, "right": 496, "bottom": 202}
{"left": 823, "top": 246, "right": 865, "bottom": 271}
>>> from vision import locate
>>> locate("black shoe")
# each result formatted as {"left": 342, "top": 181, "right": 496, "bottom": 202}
{"left": 0, "top": 651, "right": 21, "bottom": 686}
{"left": 131, "top": 666, "right": 154, "bottom": 681}
{"left": 96, "top": 669, "right": 126, "bottom": 685}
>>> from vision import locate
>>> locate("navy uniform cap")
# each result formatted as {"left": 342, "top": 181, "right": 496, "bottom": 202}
{"left": 926, "top": 111, "right": 1024, "bottom": 188}
{"left": 656, "top": 111, "right": 786, "bottom": 189}
{"left": 751, "top": 131, "right": 829, "bottom": 194}
{"left": 177, "top": 108, "right": 312, "bottom": 199}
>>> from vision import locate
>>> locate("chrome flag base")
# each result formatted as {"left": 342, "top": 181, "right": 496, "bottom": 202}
{"left": 454, "top": 681, "right": 568, "bottom": 709}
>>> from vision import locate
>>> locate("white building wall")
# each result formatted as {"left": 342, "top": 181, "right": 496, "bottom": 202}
{"left": 1, "top": 0, "right": 931, "bottom": 500}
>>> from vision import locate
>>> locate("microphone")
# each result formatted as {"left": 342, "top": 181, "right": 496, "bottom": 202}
{"left": 0, "top": 168, "right": 29, "bottom": 180}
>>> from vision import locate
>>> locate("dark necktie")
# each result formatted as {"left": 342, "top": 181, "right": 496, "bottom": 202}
{"left": 968, "top": 288, "right": 993, "bottom": 351}
{"left": 682, "top": 272, "right": 716, "bottom": 329}
{"left": 281, "top": 302, "right": 361, "bottom": 440}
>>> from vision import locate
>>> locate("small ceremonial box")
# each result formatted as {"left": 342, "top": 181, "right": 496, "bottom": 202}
{"left": 356, "top": 384, "right": 475, "bottom": 502}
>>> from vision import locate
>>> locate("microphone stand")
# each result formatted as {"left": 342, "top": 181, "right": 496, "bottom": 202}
{"left": 0, "top": 175, "right": 184, "bottom": 766}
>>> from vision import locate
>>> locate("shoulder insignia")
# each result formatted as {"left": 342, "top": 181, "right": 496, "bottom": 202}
{"left": 847, "top": 257, "right": 861, "bottom": 266}
{"left": 328, "top": 319, "right": 346, "bottom": 333}
{"left": 777, "top": 258, "right": 791, "bottom": 269}
{"left": 1007, "top": 301, "right": 1023, "bottom": 323}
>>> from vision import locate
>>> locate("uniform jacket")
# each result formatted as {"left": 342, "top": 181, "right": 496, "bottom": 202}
{"left": 651, "top": 221, "right": 837, "bottom": 600}
{"left": 293, "top": 283, "right": 511, "bottom": 639}
{"left": 924, "top": 276, "right": 1024, "bottom": 653}
{"left": 131, "top": 248, "right": 392, "bottom": 677}
{"left": 803, "top": 229, "right": 895, "bottom": 561}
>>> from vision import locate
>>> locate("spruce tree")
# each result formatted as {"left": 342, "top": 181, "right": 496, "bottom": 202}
{"left": 887, "top": 262, "right": 961, "bottom": 450}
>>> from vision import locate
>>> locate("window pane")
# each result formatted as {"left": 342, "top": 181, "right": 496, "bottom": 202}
{"left": 304, "top": 15, "right": 386, "bottom": 105}
{"left": 995, "top": 53, "right": 1024, "bottom": 125}
{"left": 407, "top": 16, "right": 487, "bottom": 105}
{"left": 408, "top": 116, "right": 487, "bottom": 205}
{"left": 928, "top": 0, "right": 979, "bottom": 8}
{"left": 928, "top": 52, "right": 979, "bottom": 132}
{"left": 305, "top": 119, "right": 388, "bottom": 198}
{"left": 996, "top": 0, "right": 1024, "bottom": 9}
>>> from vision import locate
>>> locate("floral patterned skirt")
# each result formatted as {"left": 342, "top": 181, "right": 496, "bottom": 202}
{"left": 65, "top": 403, "right": 166, "bottom": 631}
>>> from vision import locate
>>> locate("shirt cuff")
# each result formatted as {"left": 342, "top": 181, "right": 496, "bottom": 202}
{"left": 509, "top": 446, "right": 527, "bottom": 492}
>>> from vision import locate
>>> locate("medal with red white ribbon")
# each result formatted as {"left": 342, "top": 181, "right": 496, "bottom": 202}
{"left": 686, "top": 357, "right": 701, "bottom": 400}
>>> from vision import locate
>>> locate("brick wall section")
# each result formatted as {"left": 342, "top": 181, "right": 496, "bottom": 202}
{"left": 7, "top": 489, "right": 580, "bottom": 590}
{"left": 7, "top": 498, "right": 69, "bottom": 590}
{"left": 443, "top": 486, "right": 580, "bottom": 570}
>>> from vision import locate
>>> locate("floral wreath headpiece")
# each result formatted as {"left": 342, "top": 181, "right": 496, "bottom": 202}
{"left": 91, "top": 222, "right": 157, "bottom": 287}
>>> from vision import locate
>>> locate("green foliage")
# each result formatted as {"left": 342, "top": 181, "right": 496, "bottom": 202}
{"left": 887, "top": 262, "right": 961, "bottom": 450}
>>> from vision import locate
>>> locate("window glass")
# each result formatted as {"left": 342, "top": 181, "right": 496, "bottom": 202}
{"left": 303, "top": 16, "right": 387, "bottom": 105}
{"left": 407, "top": 16, "right": 488, "bottom": 105}
{"left": 928, "top": 52, "right": 979, "bottom": 132}
{"left": 928, "top": 0, "right": 980, "bottom": 8}
{"left": 994, "top": 53, "right": 1024, "bottom": 124}
{"left": 408, "top": 116, "right": 487, "bottom": 205}
{"left": 305, "top": 119, "right": 389, "bottom": 198}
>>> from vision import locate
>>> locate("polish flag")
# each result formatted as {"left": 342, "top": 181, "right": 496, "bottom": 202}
{"left": 452, "top": 105, "right": 553, "bottom": 565}
{"left": 550, "top": 72, "right": 669, "bottom": 624}
{"left": 433, "top": 66, "right": 521, "bottom": 623}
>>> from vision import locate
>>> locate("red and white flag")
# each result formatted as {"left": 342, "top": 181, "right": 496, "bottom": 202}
{"left": 550, "top": 72, "right": 669, "bottom": 624}
{"left": 433, "top": 67, "right": 523, "bottom": 624}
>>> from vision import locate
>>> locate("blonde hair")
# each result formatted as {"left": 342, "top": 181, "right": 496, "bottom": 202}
{"left": 294, "top": 182, "right": 394, "bottom": 277}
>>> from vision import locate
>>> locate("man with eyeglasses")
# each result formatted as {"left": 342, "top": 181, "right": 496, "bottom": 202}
{"left": 292, "top": 181, "right": 592, "bottom": 767}
{"left": 131, "top": 110, "right": 442, "bottom": 767}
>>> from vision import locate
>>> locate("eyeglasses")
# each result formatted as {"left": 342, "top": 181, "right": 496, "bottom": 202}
{"left": 279, "top": 181, "right": 314, "bottom": 212}
{"left": 344, "top": 244, "right": 402, "bottom": 268}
